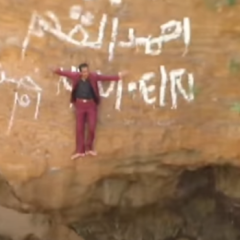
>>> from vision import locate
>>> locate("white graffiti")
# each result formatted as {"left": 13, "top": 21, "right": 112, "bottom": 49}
{"left": 21, "top": 5, "right": 191, "bottom": 60}
{"left": 0, "top": 65, "right": 42, "bottom": 134}
{"left": 21, "top": 8, "right": 108, "bottom": 59}
{"left": 139, "top": 72, "right": 156, "bottom": 104}
{"left": 69, "top": 5, "right": 95, "bottom": 26}
{"left": 159, "top": 66, "right": 194, "bottom": 109}
{"left": 115, "top": 75, "right": 123, "bottom": 110}
{"left": 0, "top": 66, "right": 193, "bottom": 134}
{"left": 108, "top": 17, "right": 119, "bottom": 61}
{"left": 119, "top": 18, "right": 191, "bottom": 56}
{"left": 109, "top": 0, "right": 122, "bottom": 5}
{"left": 169, "top": 68, "right": 194, "bottom": 109}
{"left": 57, "top": 65, "right": 194, "bottom": 110}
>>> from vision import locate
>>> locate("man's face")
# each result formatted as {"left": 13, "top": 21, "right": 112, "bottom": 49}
{"left": 81, "top": 67, "right": 89, "bottom": 78}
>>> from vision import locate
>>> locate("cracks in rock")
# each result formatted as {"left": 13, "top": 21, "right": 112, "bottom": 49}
{"left": 0, "top": 174, "right": 33, "bottom": 212}
{"left": 114, "top": 149, "right": 203, "bottom": 171}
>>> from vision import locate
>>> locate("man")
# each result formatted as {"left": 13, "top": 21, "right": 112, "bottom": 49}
{"left": 53, "top": 63, "right": 127, "bottom": 160}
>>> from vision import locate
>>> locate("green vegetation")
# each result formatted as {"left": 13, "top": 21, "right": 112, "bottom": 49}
{"left": 192, "top": 86, "right": 201, "bottom": 97}
{"left": 230, "top": 102, "right": 240, "bottom": 113}
{"left": 227, "top": 0, "right": 237, "bottom": 5}
{"left": 204, "top": 0, "right": 237, "bottom": 9}
{"left": 229, "top": 59, "right": 240, "bottom": 74}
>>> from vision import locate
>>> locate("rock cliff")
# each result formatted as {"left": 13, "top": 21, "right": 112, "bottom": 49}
{"left": 1, "top": 0, "right": 240, "bottom": 239}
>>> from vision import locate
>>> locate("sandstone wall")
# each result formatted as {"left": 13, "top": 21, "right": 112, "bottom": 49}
{"left": 0, "top": 0, "right": 240, "bottom": 225}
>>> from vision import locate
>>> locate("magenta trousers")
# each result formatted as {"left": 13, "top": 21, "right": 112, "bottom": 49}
{"left": 75, "top": 100, "right": 98, "bottom": 154}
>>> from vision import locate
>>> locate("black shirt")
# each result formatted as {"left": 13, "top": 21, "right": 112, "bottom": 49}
{"left": 75, "top": 79, "right": 94, "bottom": 99}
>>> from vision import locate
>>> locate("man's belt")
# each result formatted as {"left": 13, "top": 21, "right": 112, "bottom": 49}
{"left": 77, "top": 99, "right": 93, "bottom": 103}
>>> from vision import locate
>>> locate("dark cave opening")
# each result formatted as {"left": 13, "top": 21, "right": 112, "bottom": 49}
{"left": 69, "top": 165, "right": 240, "bottom": 240}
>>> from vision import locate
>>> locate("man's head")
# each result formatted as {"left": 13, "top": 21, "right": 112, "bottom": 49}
{"left": 79, "top": 63, "right": 89, "bottom": 78}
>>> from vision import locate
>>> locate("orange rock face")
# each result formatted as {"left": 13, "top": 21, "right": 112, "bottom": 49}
{"left": 1, "top": 0, "right": 240, "bottom": 232}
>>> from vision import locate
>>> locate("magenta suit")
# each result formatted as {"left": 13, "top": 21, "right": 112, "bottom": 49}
{"left": 54, "top": 69, "right": 120, "bottom": 153}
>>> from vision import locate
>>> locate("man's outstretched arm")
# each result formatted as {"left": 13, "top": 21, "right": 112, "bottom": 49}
{"left": 96, "top": 71, "right": 128, "bottom": 81}
{"left": 53, "top": 68, "right": 80, "bottom": 82}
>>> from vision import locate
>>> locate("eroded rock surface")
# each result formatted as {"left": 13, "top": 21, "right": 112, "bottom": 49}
{"left": 68, "top": 167, "right": 240, "bottom": 240}
{"left": 1, "top": 0, "right": 240, "bottom": 239}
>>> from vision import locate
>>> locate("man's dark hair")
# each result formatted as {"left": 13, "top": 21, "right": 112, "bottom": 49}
{"left": 79, "top": 63, "right": 89, "bottom": 72}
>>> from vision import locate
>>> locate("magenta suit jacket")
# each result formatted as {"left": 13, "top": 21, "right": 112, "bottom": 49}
{"left": 54, "top": 69, "right": 120, "bottom": 105}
